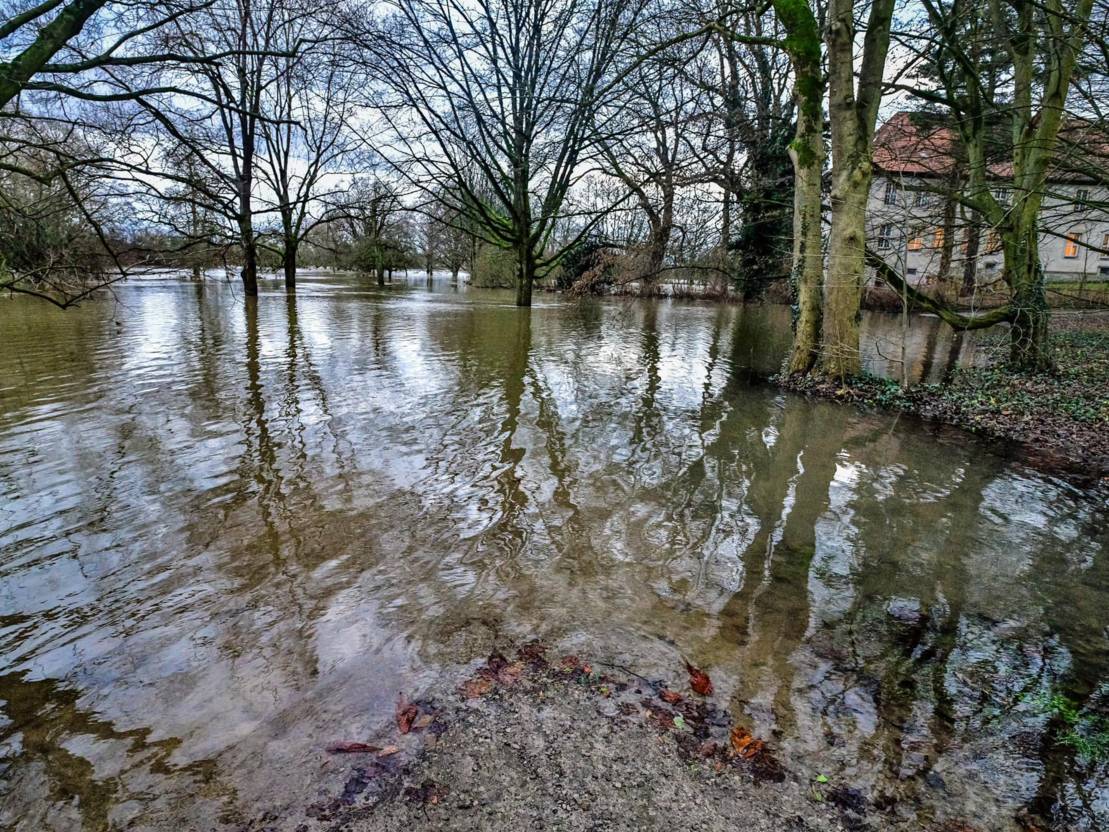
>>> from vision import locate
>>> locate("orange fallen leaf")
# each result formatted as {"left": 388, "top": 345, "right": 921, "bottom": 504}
{"left": 729, "top": 725, "right": 765, "bottom": 759}
{"left": 459, "top": 677, "right": 494, "bottom": 699}
{"left": 659, "top": 688, "right": 683, "bottom": 705}
{"left": 396, "top": 696, "right": 419, "bottom": 734}
{"left": 685, "top": 660, "right": 714, "bottom": 696}
{"left": 413, "top": 713, "right": 434, "bottom": 730}
{"left": 377, "top": 745, "right": 400, "bottom": 757}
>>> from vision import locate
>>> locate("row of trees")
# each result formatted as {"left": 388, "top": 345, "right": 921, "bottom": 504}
{"left": 2, "top": 0, "right": 1107, "bottom": 373}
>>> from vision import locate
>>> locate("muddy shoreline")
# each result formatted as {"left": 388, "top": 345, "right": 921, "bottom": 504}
{"left": 239, "top": 644, "right": 1043, "bottom": 832}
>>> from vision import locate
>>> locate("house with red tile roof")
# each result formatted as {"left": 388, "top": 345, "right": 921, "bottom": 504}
{"left": 867, "top": 112, "right": 1109, "bottom": 287}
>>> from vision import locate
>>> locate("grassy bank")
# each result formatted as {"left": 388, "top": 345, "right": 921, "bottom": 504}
{"left": 779, "top": 316, "right": 1109, "bottom": 480}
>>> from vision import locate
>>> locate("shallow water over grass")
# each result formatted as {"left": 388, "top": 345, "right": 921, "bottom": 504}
{"left": 1, "top": 273, "right": 1106, "bottom": 830}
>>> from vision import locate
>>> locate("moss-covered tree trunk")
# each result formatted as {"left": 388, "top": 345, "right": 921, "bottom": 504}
{"left": 773, "top": 0, "right": 826, "bottom": 376}
{"left": 819, "top": 0, "right": 894, "bottom": 380}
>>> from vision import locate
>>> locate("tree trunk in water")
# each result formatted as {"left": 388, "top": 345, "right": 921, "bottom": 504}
{"left": 515, "top": 242, "right": 535, "bottom": 308}
{"left": 375, "top": 255, "right": 385, "bottom": 287}
{"left": 1006, "top": 234, "right": 1052, "bottom": 371}
{"left": 821, "top": 171, "right": 868, "bottom": 379}
{"left": 819, "top": 0, "right": 894, "bottom": 380}
{"left": 241, "top": 234, "right": 258, "bottom": 297}
{"left": 783, "top": 72, "right": 826, "bottom": 375}
{"left": 283, "top": 240, "right": 297, "bottom": 291}
{"left": 642, "top": 220, "right": 670, "bottom": 297}
{"left": 773, "top": 0, "right": 825, "bottom": 376}
{"left": 191, "top": 263, "right": 202, "bottom": 281}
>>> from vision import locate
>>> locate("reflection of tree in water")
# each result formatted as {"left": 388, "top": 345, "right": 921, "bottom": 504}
{"left": 0, "top": 672, "right": 224, "bottom": 832}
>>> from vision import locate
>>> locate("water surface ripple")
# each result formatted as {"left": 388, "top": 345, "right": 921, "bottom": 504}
{"left": 0, "top": 274, "right": 1106, "bottom": 830}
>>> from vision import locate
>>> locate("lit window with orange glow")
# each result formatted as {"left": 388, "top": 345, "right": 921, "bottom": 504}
{"left": 1064, "top": 233, "right": 1082, "bottom": 258}
{"left": 933, "top": 228, "right": 945, "bottom": 248}
{"left": 907, "top": 236, "right": 923, "bottom": 251}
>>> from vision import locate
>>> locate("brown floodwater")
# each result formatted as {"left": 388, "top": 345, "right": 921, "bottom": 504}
{"left": 0, "top": 273, "right": 1106, "bottom": 831}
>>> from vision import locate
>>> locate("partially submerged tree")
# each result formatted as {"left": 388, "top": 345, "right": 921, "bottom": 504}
{"left": 258, "top": 1, "right": 361, "bottom": 290}
{"left": 357, "top": 0, "right": 647, "bottom": 306}
{"left": 819, "top": 0, "right": 896, "bottom": 379}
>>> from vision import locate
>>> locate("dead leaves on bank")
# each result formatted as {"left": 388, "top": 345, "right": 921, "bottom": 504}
{"left": 396, "top": 695, "right": 420, "bottom": 734}
{"left": 684, "top": 660, "right": 714, "bottom": 696}
{"left": 456, "top": 643, "right": 780, "bottom": 782}
{"left": 729, "top": 725, "right": 765, "bottom": 759}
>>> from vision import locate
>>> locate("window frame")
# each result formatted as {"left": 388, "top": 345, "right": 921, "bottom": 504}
{"left": 1063, "top": 232, "right": 1082, "bottom": 259}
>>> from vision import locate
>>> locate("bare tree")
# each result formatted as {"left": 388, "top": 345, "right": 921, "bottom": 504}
{"left": 597, "top": 16, "right": 704, "bottom": 293}
{"left": 353, "top": 0, "right": 648, "bottom": 306}
{"left": 258, "top": 1, "right": 361, "bottom": 290}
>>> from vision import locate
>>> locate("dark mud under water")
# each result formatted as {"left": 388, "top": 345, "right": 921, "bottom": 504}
{"left": 0, "top": 273, "right": 1106, "bottom": 830}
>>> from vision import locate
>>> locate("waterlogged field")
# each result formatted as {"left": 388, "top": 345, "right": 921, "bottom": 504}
{"left": 0, "top": 274, "right": 1106, "bottom": 830}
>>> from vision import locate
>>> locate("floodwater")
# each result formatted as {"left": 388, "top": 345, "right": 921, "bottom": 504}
{"left": 0, "top": 273, "right": 1106, "bottom": 831}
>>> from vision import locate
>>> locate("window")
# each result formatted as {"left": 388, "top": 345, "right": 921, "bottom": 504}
{"left": 1076, "top": 189, "right": 1090, "bottom": 208}
{"left": 914, "top": 190, "right": 929, "bottom": 207}
{"left": 907, "top": 235, "right": 923, "bottom": 251}
{"left": 877, "top": 224, "right": 894, "bottom": 250}
{"left": 1102, "top": 233, "right": 1109, "bottom": 260}
{"left": 883, "top": 181, "right": 897, "bottom": 205}
{"left": 934, "top": 227, "right": 945, "bottom": 248}
{"left": 984, "top": 261, "right": 997, "bottom": 271}
{"left": 994, "top": 188, "right": 1010, "bottom": 205}
{"left": 1064, "top": 232, "right": 1082, "bottom": 258}
{"left": 986, "top": 230, "right": 1002, "bottom": 253}
{"left": 907, "top": 267, "right": 918, "bottom": 277}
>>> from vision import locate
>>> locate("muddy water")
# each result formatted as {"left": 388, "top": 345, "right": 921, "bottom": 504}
{"left": 0, "top": 273, "right": 1106, "bottom": 831}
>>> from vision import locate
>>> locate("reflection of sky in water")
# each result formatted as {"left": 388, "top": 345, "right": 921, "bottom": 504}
{"left": 0, "top": 274, "right": 1105, "bottom": 831}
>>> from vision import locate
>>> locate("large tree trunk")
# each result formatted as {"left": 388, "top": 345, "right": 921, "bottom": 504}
{"left": 642, "top": 214, "right": 671, "bottom": 297}
{"left": 283, "top": 238, "right": 297, "bottom": 290}
{"left": 821, "top": 169, "right": 869, "bottom": 379}
{"left": 1005, "top": 232, "right": 1052, "bottom": 371}
{"left": 818, "top": 0, "right": 894, "bottom": 380}
{"left": 785, "top": 108, "right": 825, "bottom": 375}
{"left": 773, "top": 0, "right": 826, "bottom": 376}
{"left": 515, "top": 242, "right": 535, "bottom": 307}
{"left": 240, "top": 225, "right": 259, "bottom": 297}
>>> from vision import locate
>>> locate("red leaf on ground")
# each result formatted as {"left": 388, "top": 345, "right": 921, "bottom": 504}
{"left": 325, "top": 741, "right": 380, "bottom": 754}
{"left": 659, "top": 688, "right": 683, "bottom": 704}
{"left": 685, "top": 661, "right": 714, "bottom": 696}
{"left": 396, "top": 696, "right": 419, "bottom": 734}
{"left": 459, "top": 677, "right": 493, "bottom": 699}
{"left": 729, "top": 725, "right": 765, "bottom": 759}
